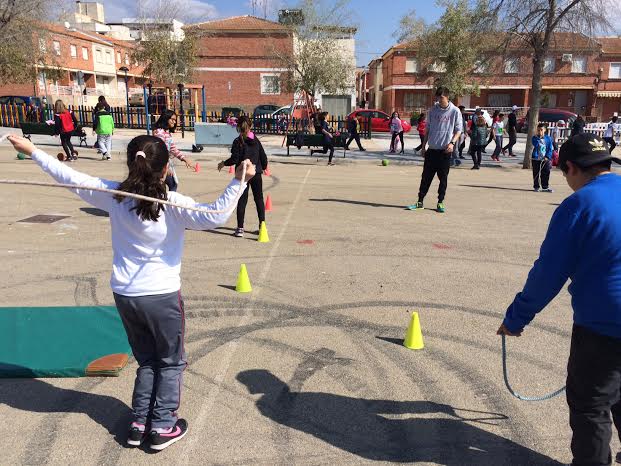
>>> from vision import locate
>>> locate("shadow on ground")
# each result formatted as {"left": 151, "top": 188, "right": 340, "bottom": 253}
{"left": 309, "top": 198, "right": 406, "bottom": 209}
{"left": 237, "top": 369, "right": 562, "bottom": 464}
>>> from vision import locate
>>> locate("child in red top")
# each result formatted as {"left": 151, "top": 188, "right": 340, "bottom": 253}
{"left": 415, "top": 113, "right": 426, "bottom": 152}
{"left": 53, "top": 99, "right": 78, "bottom": 162}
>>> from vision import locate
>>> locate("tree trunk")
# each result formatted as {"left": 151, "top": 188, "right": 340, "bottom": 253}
{"left": 523, "top": 54, "right": 545, "bottom": 169}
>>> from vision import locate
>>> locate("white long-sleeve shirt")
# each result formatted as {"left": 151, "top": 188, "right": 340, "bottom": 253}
{"left": 32, "top": 149, "right": 245, "bottom": 297}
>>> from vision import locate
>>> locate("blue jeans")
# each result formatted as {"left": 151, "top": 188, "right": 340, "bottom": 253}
{"left": 492, "top": 136, "right": 503, "bottom": 158}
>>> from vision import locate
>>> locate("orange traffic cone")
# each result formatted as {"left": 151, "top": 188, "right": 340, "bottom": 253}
{"left": 194, "top": 162, "right": 200, "bottom": 173}
{"left": 229, "top": 165, "right": 235, "bottom": 174}
{"left": 265, "top": 194, "right": 272, "bottom": 212}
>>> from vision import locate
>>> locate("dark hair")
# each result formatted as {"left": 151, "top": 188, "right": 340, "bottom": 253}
{"left": 418, "top": 113, "right": 426, "bottom": 121}
{"left": 96, "top": 96, "right": 109, "bottom": 111}
{"left": 154, "top": 109, "right": 177, "bottom": 132}
{"left": 114, "top": 135, "right": 169, "bottom": 221}
{"left": 236, "top": 115, "right": 252, "bottom": 143}
{"left": 492, "top": 110, "right": 500, "bottom": 117}
{"left": 613, "top": 116, "right": 619, "bottom": 123}
{"left": 318, "top": 113, "right": 326, "bottom": 122}
{"left": 458, "top": 105, "right": 465, "bottom": 110}
{"left": 435, "top": 86, "right": 450, "bottom": 97}
{"left": 498, "top": 113, "right": 505, "bottom": 118}
{"left": 537, "top": 123, "right": 547, "bottom": 130}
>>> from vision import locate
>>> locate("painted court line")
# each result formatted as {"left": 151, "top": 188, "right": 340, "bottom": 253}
{"left": 181, "top": 168, "right": 312, "bottom": 461}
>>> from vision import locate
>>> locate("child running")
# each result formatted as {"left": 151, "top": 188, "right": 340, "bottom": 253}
{"left": 531, "top": 123, "right": 554, "bottom": 192}
{"left": 153, "top": 109, "right": 195, "bottom": 191}
{"left": 491, "top": 113, "right": 505, "bottom": 161}
{"left": 470, "top": 115, "right": 488, "bottom": 170}
{"left": 218, "top": 115, "right": 268, "bottom": 238}
{"left": 7, "top": 133, "right": 255, "bottom": 451}
{"left": 53, "top": 99, "right": 78, "bottom": 162}
{"left": 92, "top": 98, "right": 114, "bottom": 160}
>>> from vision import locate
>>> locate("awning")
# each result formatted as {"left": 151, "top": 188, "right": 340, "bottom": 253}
{"left": 597, "top": 90, "right": 621, "bottom": 98}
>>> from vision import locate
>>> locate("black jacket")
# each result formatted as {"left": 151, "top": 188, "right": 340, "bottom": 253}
{"left": 508, "top": 112, "right": 517, "bottom": 130}
{"left": 224, "top": 135, "right": 268, "bottom": 174}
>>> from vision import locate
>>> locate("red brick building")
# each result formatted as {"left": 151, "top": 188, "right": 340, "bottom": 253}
{"left": 358, "top": 34, "right": 621, "bottom": 120}
{"left": 191, "top": 16, "right": 294, "bottom": 113}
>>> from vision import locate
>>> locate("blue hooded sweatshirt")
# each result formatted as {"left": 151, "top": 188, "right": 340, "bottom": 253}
{"left": 503, "top": 173, "right": 621, "bottom": 339}
{"left": 531, "top": 135, "right": 553, "bottom": 161}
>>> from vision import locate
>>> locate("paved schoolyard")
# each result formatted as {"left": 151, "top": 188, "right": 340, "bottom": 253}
{"left": 1, "top": 141, "right": 619, "bottom": 465}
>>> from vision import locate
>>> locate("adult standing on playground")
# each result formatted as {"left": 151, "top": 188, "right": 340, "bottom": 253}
{"left": 603, "top": 115, "right": 620, "bottom": 154}
{"left": 498, "top": 133, "right": 621, "bottom": 466}
{"left": 407, "top": 87, "right": 463, "bottom": 213}
{"left": 502, "top": 105, "right": 518, "bottom": 157}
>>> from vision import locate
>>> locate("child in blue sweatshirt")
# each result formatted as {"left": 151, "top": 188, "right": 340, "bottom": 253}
{"left": 531, "top": 123, "right": 554, "bottom": 192}
{"left": 498, "top": 133, "right": 621, "bottom": 466}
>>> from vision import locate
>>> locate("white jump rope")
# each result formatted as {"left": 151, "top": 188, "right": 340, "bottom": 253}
{"left": 0, "top": 134, "right": 248, "bottom": 215}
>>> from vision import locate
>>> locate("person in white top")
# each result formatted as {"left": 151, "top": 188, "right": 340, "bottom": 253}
{"left": 491, "top": 112, "right": 505, "bottom": 161}
{"left": 7, "top": 134, "right": 255, "bottom": 451}
{"left": 604, "top": 116, "right": 619, "bottom": 154}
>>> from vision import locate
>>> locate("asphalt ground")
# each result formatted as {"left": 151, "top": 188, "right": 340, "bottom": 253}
{"left": 1, "top": 140, "right": 620, "bottom": 465}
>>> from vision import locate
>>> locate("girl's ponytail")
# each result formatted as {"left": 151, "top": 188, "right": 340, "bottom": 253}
{"left": 237, "top": 115, "right": 252, "bottom": 143}
{"left": 114, "top": 135, "right": 170, "bottom": 221}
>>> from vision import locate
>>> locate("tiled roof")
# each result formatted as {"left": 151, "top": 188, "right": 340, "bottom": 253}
{"left": 190, "top": 15, "right": 289, "bottom": 31}
{"left": 43, "top": 23, "right": 112, "bottom": 46}
{"left": 598, "top": 37, "right": 621, "bottom": 54}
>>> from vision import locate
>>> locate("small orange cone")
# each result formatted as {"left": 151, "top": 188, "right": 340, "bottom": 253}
{"left": 265, "top": 194, "right": 272, "bottom": 212}
{"left": 229, "top": 165, "right": 235, "bottom": 174}
{"left": 264, "top": 167, "right": 271, "bottom": 177}
{"left": 194, "top": 162, "right": 200, "bottom": 173}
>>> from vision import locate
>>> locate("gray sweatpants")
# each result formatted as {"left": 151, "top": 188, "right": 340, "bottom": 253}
{"left": 113, "top": 290, "right": 186, "bottom": 429}
{"left": 96, "top": 134, "right": 112, "bottom": 157}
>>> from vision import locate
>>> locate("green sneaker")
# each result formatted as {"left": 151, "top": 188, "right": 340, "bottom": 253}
{"left": 437, "top": 202, "right": 445, "bottom": 213}
{"left": 406, "top": 201, "right": 424, "bottom": 210}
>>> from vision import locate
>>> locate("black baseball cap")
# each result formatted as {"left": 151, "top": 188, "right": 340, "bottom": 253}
{"left": 559, "top": 133, "right": 621, "bottom": 170}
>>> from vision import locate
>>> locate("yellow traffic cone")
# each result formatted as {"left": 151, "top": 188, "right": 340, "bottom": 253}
{"left": 257, "top": 221, "right": 270, "bottom": 243}
{"left": 403, "top": 312, "right": 424, "bottom": 350}
{"left": 235, "top": 264, "right": 252, "bottom": 293}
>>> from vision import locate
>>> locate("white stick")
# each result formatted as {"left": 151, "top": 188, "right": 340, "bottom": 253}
{"left": 0, "top": 165, "right": 246, "bottom": 215}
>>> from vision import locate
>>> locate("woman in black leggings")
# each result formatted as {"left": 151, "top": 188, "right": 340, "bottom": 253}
{"left": 218, "top": 115, "right": 268, "bottom": 238}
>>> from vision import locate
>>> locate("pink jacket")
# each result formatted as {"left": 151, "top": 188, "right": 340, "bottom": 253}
{"left": 154, "top": 128, "right": 186, "bottom": 161}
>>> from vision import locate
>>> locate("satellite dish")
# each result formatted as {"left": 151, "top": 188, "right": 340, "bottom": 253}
{"left": 64, "top": 21, "right": 71, "bottom": 29}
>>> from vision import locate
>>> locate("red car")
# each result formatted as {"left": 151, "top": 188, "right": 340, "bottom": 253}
{"left": 347, "top": 109, "right": 412, "bottom": 133}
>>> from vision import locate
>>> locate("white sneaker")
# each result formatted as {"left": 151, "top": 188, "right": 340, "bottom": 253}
{"left": 542, "top": 188, "right": 554, "bottom": 193}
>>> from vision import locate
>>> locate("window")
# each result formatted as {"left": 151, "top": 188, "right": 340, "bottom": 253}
{"left": 261, "top": 74, "right": 280, "bottom": 95}
{"left": 39, "top": 38, "right": 46, "bottom": 53}
{"left": 428, "top": 61, "right": 446, "bottom": 73}
{"left": 117, "top": 51, "right": 121, "bottom": 64}
{"left": 95, "top": 48, "right": 102, "bottom": 63}
{"left": 82, "top": 47, "right": 88, "bottom": 60}
{"left": 474, "top": 60, "right": 488, "bottom": 74}
{"left": 404, "top": 93, "right": 427, "bottom": 109}
{"left": 543, "top": 56, "right": 555, "bottom": 73}
{"left": 609, "top": 63, "right": 621, "bottom": 79}
{"left": 52, "top": 40, "right": 61, "bottom": 56}
{"left": 125, "top": 53, "right": 129, "bottom": 65}
{"left": 488, "top": 93, "right": 511, "bottom": 107}
{"left": 504, "top": 58, "right": 520, "bottom": 74}
{"left": 70, "top": 44, "right": 77, "bottom": 58}
{"left": 105, "top": 50, "right": 112, "bottom": 65}
{"left": 405, "top": 58, "right": 418, "bottom": 73}
{"left": 571, "top": 56, "right": 587, "bottom": 73}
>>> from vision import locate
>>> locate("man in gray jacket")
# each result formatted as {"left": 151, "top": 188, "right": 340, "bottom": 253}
{"left": 407, "top": 87, "right": 463, "bottom": 213}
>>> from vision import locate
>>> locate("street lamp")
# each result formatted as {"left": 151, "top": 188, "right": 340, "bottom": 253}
{"left": 119, "top": 66, "right": 130, "bottom": 128}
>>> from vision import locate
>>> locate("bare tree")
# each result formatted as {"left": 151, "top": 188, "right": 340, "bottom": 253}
{"left": 270, "top": 0, "right": 357, "bottom": 102}
{"left": 0, "top": 0, "right": 64, "bottom": 84}
{"left": 491, "top": 0, "right": 614, "bottom": 168}
{"left": 396, "top": 1, "right": 495, "bottom": 100}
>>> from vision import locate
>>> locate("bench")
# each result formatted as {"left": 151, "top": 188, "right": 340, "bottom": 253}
{"left": 285, "top": 132, "right": 349, "bottom": 157}
{"left": 20, "top": 122, "right": 88, "bottom": 147}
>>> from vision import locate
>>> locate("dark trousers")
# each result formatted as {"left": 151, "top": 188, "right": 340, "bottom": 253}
{"left": 532, "top": 158, "right": 551, "bottom": 189}
{"left": 471, "top": 145, "right": 483, "bottom": 167}
{"left": 484, "top": 130, "right": 494, "bottom": 148}
{"left": 415, "top": 134, "right": 424, "bottom": 151}
{"left": 503, "top": 128, "right": 517, "bottom": 155}
{"left": 567, "top": 325, "right": 621, "bottom": 466}
{"left": 345, "top": 132, "right": 364, "bottom": 150}
{"left": 604, "top": 137, "right": 617, "bottom": 155}
{"left": 418, "top": 149, "right": 451, "bottom": 203}
{"left": 165, "top": 174, "right": 178, "bottom": 192}
{"left": 237, "top": 173, "right": 265, "bottom": 228}
{"left": 390, "top": 131, "right": 404, "bottom": 152}
{"left": 60, "top": 132, "right": 75, "bottom": 160}
{"left": 114, "top": 291, "right": 186, "bottom": 430}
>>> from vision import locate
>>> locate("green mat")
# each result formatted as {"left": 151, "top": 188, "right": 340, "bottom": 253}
{"left": 0, "top": 306, "right": 131, "bottom": 378}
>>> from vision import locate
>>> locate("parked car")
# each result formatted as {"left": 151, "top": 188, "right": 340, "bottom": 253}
{"left": 253, "top": 104, "right": 279, "bottom": 119}
{"left": 347, "top": 109, "right": 412, "bottom": 133}
{"left": 517, "top": 108, "right": 577, "bottom": 133}
{"left": 0, "top": 96, "right": 43, "bottom": 107}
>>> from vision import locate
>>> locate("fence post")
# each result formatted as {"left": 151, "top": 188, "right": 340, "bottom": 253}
{"left": 143, "top": 86, "right": 151, "bottom": 135}
{"left": 201, "top": 85, "right": 206, "bottom": 123}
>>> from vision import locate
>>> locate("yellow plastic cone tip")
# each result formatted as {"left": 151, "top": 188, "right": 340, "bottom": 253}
{"left": 257, "top": 221, "right": 270, "bottom": 243}
{"left": 403, "top": 311, "right": 424, "bottom": 350}
{"left": 235, "top": 263, "right": 252, "bottom": 293}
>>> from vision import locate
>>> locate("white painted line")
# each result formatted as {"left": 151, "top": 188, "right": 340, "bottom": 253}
{"left": 180, "top": 168, "right": 312, "bottom": 462}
